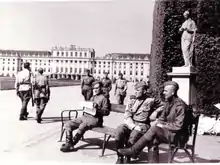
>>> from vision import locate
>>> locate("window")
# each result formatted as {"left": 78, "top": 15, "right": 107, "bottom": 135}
{"left": 66, "top": 52, "right": 68, "bottom": 56}
{"left": 75, "top": 52, "right": 77, "bottom": 57}
{"left": 61, "top": 67, "right": 63, "bottom": 72}
{"left": 136, "top": 71, "right": 138, "bottom": 75}
{"left": 48, "top": 68, "right": 50, "bottom": 72}
{"left": 75, "top": 68, "right": 77, "bottom": 73}
{"left": 65, "top": 67, "right": 68, "bottom": 73}
{"left": 70, "top": 60, "right": 73, "bottom": 63}
{"left": 114, "top": 70, "right": 116, "bottom": 74}
{"left": 57, "top": 52, "right": 59, "bottom": 56}
{"left": 56, "top": 60, "right": 59, "bottom": 63}
{"left": 62, "top": 52, "right": 64, "bottom": 56}
{"left": 71, "top": 52, "right": 73, "bottom": 56}
{"left": 12, "top": 67, "right": 15, "bottom": 71}
{"left": 94, "top": 70, "right": 96, "bottom": 74}
{"left": 130, "top": 71, "right": 132, "bottom": 75}
{"left": 123, "top": 71, "right": 126, "bottom": 75}
{"left": 65, "top": 60, "right": 68, "bottom": 63}
{"left": 79, "top": 68, "right": 82, "bottom": 73}
{"left": 8, "top": 67, "right": 10, "bottom": 71}
{"left": 79, "top": 61, "right": 82, "bottom": 63}
{"left": 84, "top": 52, "right": 87, "bottom": 57}
{"left": 75, "top": 60, "right": 77, "bottom": 63}
{"left": 80, "top": 52, "right": 82, "bottom": 57}
{"left": 98, "top": 70, "right": 101, "bottom": 74}
{"left": 70, "top": 68, "right": 73, "bottom": 73}
{"left": 141, "top": 71, "right": 143, "bottom": 75}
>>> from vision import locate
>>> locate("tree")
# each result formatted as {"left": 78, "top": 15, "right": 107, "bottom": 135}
{"left": 150, "top": 0, "right": 220, "bottom": 115}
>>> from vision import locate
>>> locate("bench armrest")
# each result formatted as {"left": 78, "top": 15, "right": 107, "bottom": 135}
{"left": 60, "top": 109, "right": 83, "bottom": 127}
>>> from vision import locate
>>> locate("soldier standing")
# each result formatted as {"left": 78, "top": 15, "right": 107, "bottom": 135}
{"left": 101, "top": 71, "right": 112, "bottom": 98}
{"left": 114, "top": 73, "right": 127, "bottom": 105}
{"left": 115, "top": 82, "right": 164, "bottom": 164}
{"left": 33, "top": 68, "right": 50, "bottom": 123}
{"left": 15, "top": 62, "right": 33, "bottom": 120}
{"left": 60, "top": 81, "right": 111, "bottom": 152}
{"left": 81, "top": 69, "right": 95, "bottom": 101}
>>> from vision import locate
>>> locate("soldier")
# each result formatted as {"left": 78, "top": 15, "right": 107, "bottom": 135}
{"left": 60, "top": 81, "right": 111, "bottom": 152}
{"left": 115, "top": 82, "right": 164, "bottom": 164}
{"left": 114, "top": 73, "right": 127, "bottom": 105}
{"left": 118, "top": 81, "right": 189, "bottom": 163}
{"left": 15, "top": 62, "right": 33, "bottom": 120}
{"left": 81, "top": 69, "right": 95, "bottom": 101}
{"left": 101, "top": 71, "right": 112, "bottom": 98}
{"left": 33, "top": 68, "right": 50, "bottom": 123}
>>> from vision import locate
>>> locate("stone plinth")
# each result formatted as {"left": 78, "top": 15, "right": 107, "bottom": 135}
{"left": 167, "top": 66, "right": 197, "bottom": 105}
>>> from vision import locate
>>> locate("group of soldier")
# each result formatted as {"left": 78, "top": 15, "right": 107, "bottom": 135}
{"left": 60, "top": 69, "right": 192, "bottom": 164}
{"left": 15, "top": 62, "right": 192, "bottom": 164}
{"left": 15, "top": 62, "right": 50, "bottom": 123}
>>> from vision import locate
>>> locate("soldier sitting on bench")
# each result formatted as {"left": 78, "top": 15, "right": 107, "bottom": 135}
{"left": 60, "top": 81, "right": 111, "bottom": 152}
{"left": 115, "top": 81, "right": 164, "bottom": 164}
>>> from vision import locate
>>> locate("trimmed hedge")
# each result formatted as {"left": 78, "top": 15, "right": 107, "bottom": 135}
{"left": 150, "top": 0, "right": 220, "bottom": 115}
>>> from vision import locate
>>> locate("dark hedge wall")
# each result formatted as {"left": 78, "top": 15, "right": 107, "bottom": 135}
{"left": 150, "top": 0, "right": 220, "bottom": 115}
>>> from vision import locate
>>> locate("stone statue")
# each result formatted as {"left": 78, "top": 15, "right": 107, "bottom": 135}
{"left": 179, "top": 10, "right": 197, "bottom": 67}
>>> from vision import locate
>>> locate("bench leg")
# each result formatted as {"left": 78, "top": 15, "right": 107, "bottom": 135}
{"left": 169, "top": 148, "right": 178, "bottom": 163}
{"left": 184, "top": 149, "right": 194, "bottom": 163}
{"left": 101, "top": 134, "right": 111, "bottom": 157}
{"left": 58, "top": 128, "right": 65, "bottom": 142}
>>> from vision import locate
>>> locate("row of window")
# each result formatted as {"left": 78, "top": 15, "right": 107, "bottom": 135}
{"left": 93, "top": 70, "right": 144, "bottom": 76}
{"left": 57, "top": 51, "right": 89, "bottom": 58}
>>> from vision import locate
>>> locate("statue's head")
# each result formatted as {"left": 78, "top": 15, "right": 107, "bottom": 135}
{"left": 183, "top": 10, "right": 190, "bottom": 19}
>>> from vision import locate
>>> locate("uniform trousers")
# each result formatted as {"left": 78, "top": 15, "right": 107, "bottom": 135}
{"left": 18, "top": 90, "right": 31, "bottom": 117}
{"left": 82, "top": 89, "right": 93, "bottom": 101}
{"left": 35, "top": 97, "right": 48, "bottom": 119}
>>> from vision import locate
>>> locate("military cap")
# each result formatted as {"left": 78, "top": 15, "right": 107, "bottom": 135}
{"left": 103, "top": 71, "right": 109, "bottom": 74}
{"left": 164, "top": 81, "right": 179, "bottom": 91}
{"left": 92, "top": 80, "right": 102, "bottom": 88}
{"left": 135, "top": 81, "right": 148, "bottom": 90}
{"left": 183, "top": 10, "right": 190, "bottom": 15}
{"left": 85, "top": 69, "right": 90, "bottom": 73}
{"left": 118, "top": 72, "right": 123, "bottom": 76}
{"left": 24, "top": 62, "right": 30, "bottom": 69}
{"left": 38, "top": 67, "right": 44, "bottom": 74}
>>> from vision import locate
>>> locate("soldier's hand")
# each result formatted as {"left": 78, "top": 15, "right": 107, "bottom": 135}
{"left": 156, "top": 123, "right": 164, "bottom": 128}
{"left": 134, "top": 125, "right": 141, "bottom": 132}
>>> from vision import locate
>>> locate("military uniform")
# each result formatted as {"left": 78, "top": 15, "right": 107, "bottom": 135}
{"left": 60, "top": 82, "right": 111, "bottom": 152}
{"left": 15, "top": 67, "right": 32, "bottom": 120}
{"left": 118, "top": 81, "right": 189, "bottom": 163}
{"left": 33, "top": 72, "right": 50, "bottom": 123}
{"left": 115, "top": 78, "right": 127, "bottom": 105}
{"left": 115, "top": 94, "right": 164, "bottom": 163}
{"left": 101, "top": 77, "right": 112, "bottom": 98}
{"left": 81, "top": 75, "right": 95, "bottom": 101}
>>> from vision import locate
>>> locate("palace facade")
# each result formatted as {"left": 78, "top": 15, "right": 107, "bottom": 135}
{"left": 0, "top": 45, "right": 150, "bottom": 82}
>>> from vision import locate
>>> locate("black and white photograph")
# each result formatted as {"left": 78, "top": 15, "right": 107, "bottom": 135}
{"left": 0, "top": 0, "right": 220, "bottom": 164}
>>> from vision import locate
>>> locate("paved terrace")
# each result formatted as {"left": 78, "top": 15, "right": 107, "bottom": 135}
{"left": 0, "top": 83, "right": 219, "bottom": 163}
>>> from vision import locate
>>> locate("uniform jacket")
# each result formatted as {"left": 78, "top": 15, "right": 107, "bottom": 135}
{"left": 158, "top": 96, "right": 188, "bottom": 141}
{"left": 33, "top": 74, "right": 50, "bottom": 99}
{"left": 90, "top": 93, "right": 111, "bottom": 118}
{"left": 15, "top": 69, "right": 32, "bottom": 91}
{"left": 115, "top": 78, "right": 127, "bottom": 96}
{"left": 81, "top": 75, "right": 95, "bottom": 91}
{"left": 124, "top": 96, "right": 164, "bottom": 130}
{"left": 101, "top": 77, "right": 112, "bottom": 93}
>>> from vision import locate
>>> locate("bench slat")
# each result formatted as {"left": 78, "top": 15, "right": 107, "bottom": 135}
{"left": 91, "top": 126, "right": 116, "bottom": 137}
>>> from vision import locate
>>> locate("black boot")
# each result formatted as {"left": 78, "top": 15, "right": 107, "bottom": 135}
{"left": 115, "top": 140, "right": 124, "bottom": 164}
{"left": 148, "top": 145, "right": 159, "bottom": 163}
{"left": 60, "top": 131, "right": 77, "bottom": 152}
{"left": 118, "top": 135, "right": 149, "bottom": 158}
{"left": 72, "top": 133, "right": 82, "bottom": 146}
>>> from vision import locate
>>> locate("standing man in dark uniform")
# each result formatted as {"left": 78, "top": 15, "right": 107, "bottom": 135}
{"left": 81, "top": 69, "right": 95, "bottom": 101}
{"left": 60, "top": 81, "right": 111, "bottom": 152}
{"left": 118, "top": 81, "right": 189, "bottom": 163}
{"left": 114, "top": 73, "right": 127, "bottom": 105}
{"left": 101, "top": 71, "right": 112, "bottom": 98}
{"left": 115, "top": 82, "right": 164, "bottom": 164}
{"left": 33, "top": 68, "right": 50, "bottom": 123}
{"left": 15, "top": 62, "right": 33, "bottom": 120}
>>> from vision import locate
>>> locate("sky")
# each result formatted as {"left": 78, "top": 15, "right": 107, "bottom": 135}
{"left": 0, "top": 0, "right": 155, "bottom": 56}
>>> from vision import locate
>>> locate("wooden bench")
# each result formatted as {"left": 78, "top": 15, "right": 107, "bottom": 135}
{"left": 58, "top": 103, "right": 126, "bottom": 156}
{"left": 58, "top": 103, "right": 199, "bottom": 162}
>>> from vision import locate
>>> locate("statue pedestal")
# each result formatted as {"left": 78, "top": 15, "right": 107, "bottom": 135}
{"left": 167, "top": 66, "right": 197, "bottom": 105}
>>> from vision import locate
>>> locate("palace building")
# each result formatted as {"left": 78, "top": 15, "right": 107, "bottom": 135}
{"left": 0, "top": 45, "right": 150, "bottom": 82}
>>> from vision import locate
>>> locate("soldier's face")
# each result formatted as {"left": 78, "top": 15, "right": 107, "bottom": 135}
{"left": 93, "top": 84, "right": 101, "bottom": 95}
{"left": 104, "top": 73, "right": 108, "bottom": 78}
{"left": 135, "top": 87, "right": 145, "bottom": 98}
{"left": 184, "top": 13, "right": 189, "bottom": 19}
{"left": 163, "top": 85, "right": 175, "bottom": 101}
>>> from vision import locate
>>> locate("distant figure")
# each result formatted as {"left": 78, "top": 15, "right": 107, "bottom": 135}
{"left": 101, "top": 71, "right": 112, "bottom": 98}
{"left": 179, "top": 10, "right": 197, "bottom": 67}
{"left": 33, "top": 68, "right": 50, "bottom": 123}
{"left": 81, "top": 69, "right": 95, "bottom": 101}
{"left": 114, "top": 73, "right": 128, "bottom": 105}
{"left": 60, "top": 81, "right": 111, "bottom": 152}
{"left": 15, "top": 62, "right": 32, "bottom": 120}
